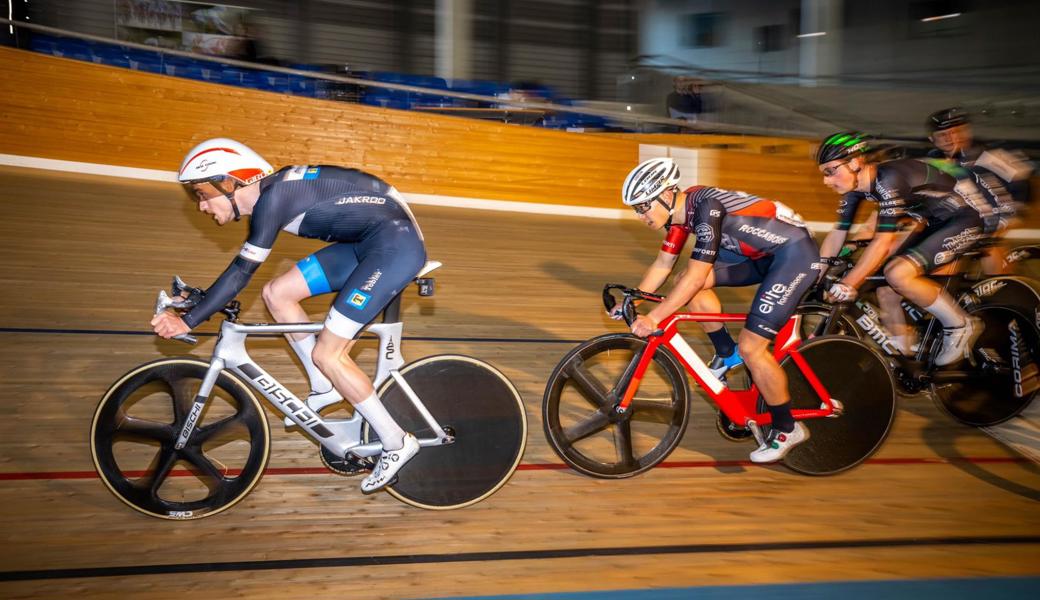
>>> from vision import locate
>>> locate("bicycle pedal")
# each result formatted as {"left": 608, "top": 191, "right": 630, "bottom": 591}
{"left": 975, "top": 347, "right": 1005, "bottom": 366}
{"left": 319, "top": 446, "right": 372, "bottom": 476}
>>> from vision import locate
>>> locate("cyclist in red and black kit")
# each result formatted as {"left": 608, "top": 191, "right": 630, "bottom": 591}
{"left": 816, "top": 132, "right": 999, "bottom": 365}
{"left": 617, "top": 157, "right": 820, "bottom": 462}
{"left": 151, "top": 138, "right": 425, "bottom": 493}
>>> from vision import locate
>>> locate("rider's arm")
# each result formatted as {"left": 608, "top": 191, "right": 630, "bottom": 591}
{"left": 181, "top": 256, "right": 262, "bottom": 328}
{"left": 648, "top": 258, "right": 713, "bottom": 324}
{"left": 819, "top": 229, "right": 849, "bottom": 259}
{"left": 835, "top": 165, "right": 907, "bottom": 288}
{"left": 181, "top": 190, "right": 283, "bottom": 328}
{"left": 841, "top": 232, "right": 895, "bottom": 289}
{"left": 647, "top": 194, "right": 722, "bottom": 323}
{"left": 636, "top": 250, "right": 680, "bottom": 293}
{"left": 820, "top": 191, "right": 864, "bottom": 258}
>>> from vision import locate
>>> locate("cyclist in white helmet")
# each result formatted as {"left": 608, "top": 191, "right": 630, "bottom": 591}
{"left": 617, "top": 157, "right": 820, "bottom": 462}
{"left": 154, "top": 138, "right": 426, "bottom": 493}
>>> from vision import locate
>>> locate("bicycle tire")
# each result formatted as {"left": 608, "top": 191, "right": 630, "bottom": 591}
{"left": 542, "top": 333, "right": 690, "bottom": 479}
{"left": 90, "top": 357, "right": 270, "bottom": 520}
{"left": 932, "top": 304, "right": 1040, "bottom": 426}
{"left": 965, "top": 275, "right": 1040, "bottom": 322}
{"left": 780, "top": 336, "right": 896, "bottom": 475}
{"left": 364, "top": 355, "right": 527, "bottom": 510}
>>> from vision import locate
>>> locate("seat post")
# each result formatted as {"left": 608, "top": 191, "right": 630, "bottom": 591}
{"left": 382, "top": 292, "right": 404, "bottom": 324}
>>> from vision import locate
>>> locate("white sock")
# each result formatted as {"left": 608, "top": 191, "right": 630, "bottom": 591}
{"left": 924, "top": 293, "right": 967, "bottom": 329}
{"left": 287, "top": 334, "right": 333, "bottom": 394}
{"left": 354, "top": 391, "right": 406, "bottom": 451}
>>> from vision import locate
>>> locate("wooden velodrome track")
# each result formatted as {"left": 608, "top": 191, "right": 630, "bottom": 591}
{"left": 0, "top": 165, "right": 1038, "bottom": 599}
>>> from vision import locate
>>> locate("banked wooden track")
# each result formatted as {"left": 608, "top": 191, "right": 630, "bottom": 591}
{"left": 0, "top": 167, "right": 1037, "bottom": 599}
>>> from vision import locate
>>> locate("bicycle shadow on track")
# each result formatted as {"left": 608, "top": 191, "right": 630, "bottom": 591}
{"left": 898, "top": 391, "right": 1040, "bottom": 501}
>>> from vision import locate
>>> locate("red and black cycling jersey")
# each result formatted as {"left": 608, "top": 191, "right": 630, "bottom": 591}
{"left": 661, "top": 185, "right": 810, "bottom": 263}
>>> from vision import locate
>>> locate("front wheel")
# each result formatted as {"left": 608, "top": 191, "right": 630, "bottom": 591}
{"left": 90, "top": 358, "right": 270, "bottom": 520}
{"left": 780, "top": 336, "right": 896, "bottom": 475}
{"left": 542, "top": 333, "right": 690, "bottom": 478}
{"left": 364, "top": 355, "right": 527, "bottom": 510}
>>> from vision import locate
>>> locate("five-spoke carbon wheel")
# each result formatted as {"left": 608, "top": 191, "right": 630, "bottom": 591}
{"left": 781, "top": 336, "right": 896, "bottom": 475}
{"left": 90, "top": 358, "right": 270, "bottom": 520}
{"left": 932, "top": 305, "right": 1040, "bottom": 427}
{"left": 364, "top": 355, "right": 527, "bottom": 510}
{"left": 543, "top": 333, "right": 690, "bottom": 478}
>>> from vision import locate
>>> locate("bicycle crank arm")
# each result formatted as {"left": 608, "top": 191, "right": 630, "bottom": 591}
{"left": 348, "top": 434, "right": 455, "bottom": 459}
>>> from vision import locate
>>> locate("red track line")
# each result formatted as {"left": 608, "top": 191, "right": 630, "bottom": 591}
{"left": 0, "top": 456, "right": 1028, "bottom": 481}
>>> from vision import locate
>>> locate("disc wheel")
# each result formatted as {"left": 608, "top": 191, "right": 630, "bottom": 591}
{"left": 90, "top": 358, "right": 270, "bottom": 519}
{"left": 363, "top": 355, "right": 527, "bottom": 510}
{"left": 932, "top": 305, "right": 1040, "bottom": 426}
{"left": 781, "top": 336, "right": 896, "bottom": 475}
{"left": 542, "top": 333, "right": 690, "bottom": 478}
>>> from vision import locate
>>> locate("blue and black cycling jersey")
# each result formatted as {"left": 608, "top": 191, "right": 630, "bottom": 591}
{"left": 183, "top": 165, "right": 425, "bottom": 331}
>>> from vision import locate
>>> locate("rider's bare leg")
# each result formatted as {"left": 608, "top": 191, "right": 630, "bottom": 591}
{"left": 313, "top": 328, "right": 406, "bottom": 450}
{"left": 263, "top": 267, "right": 335, "bottom": 395}
{"left": 689, "top": 271, "right": 736, "bottom": 357}
{"left": 877, "top": 285, "right": 913, "bottom": 355}
{"left": 885, "top": 257, "right": 965, "bottom": 328}
{"left": 738, "top": 329, "right": 788, "bottom": 408}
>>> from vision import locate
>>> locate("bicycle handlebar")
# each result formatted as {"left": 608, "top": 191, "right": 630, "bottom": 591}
{"left": 153, "top": 276, "right": 229, "bottom": 346}
{"left": 602, "top": 284, "right": 664, "bottom": 329}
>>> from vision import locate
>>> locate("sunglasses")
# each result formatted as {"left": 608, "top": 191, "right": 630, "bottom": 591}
{"left": 821, "top": 161, "right": 850, "bottom": 178}
{"left": 632, "top": 200, "right": 654, "bottom": 215}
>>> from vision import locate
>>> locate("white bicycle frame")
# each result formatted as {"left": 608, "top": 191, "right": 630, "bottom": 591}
{"left": 165, "top": 263, "right": 452, "bottom": 462}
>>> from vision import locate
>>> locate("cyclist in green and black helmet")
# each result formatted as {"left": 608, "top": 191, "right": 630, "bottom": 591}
{"left": 815, "top": 132, "right": 987, "bottom": 366}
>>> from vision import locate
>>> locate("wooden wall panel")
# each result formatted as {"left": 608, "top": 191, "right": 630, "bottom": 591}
{"left": 0, "top": 48, "right": 637, "bottom": 209}
{"left": 2, "top": 48, "right": 1035, "bottom": 228}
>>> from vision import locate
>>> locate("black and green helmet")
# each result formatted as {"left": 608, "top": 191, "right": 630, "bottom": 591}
{"left": 815, "top": 132, "right": 872, "bottom": 165}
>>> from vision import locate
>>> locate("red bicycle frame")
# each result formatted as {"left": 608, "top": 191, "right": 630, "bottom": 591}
{"left": 617, "top": 312, "right": 840, "bottom": 430}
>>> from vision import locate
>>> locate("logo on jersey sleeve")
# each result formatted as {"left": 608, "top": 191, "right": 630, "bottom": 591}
{"left": 695, "top": 223, "right": 715, "bottom": 243}
{"left": 347, "top": 289, "right": 371, "bottom": 310}
{"left": 303, "top": 167, "right": 322, "bottom": 180}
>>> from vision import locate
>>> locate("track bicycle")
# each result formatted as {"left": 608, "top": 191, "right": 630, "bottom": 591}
{"left": 797, "top": 242, "right": 1040, "bottom": 427}
{"left": 542, "top": 284, "right": 896, "bottom": 478}
{"left": 90, "top": 262, "right": 528, "bottom": 519}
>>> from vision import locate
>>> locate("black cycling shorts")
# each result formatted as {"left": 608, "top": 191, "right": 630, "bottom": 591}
{"left": 712, "top": 238, "right": 821, "bottom": 340}
{"left": 297, "top": 221, "right": 426, "bottom": 339}
{"left": 893, "top": 207, "right": 985, "bottom": 273}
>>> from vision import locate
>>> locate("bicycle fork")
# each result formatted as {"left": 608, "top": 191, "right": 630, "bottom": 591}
{"left": 174, "top": 359, "right": 225, "bottom": 450}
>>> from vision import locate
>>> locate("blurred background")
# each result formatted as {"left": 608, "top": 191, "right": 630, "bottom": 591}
{"left": 4, "top": 0, "right": 1039, "bottom": 142}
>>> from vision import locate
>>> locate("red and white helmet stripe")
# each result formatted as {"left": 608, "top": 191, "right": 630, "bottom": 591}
{"left": 178, "top": 138, "right": 274, "bottom": 186}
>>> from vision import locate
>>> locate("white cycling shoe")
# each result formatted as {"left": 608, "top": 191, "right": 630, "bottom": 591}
{"left": 283, "top": 388, "right": 343, "bottom": 427}
{"left": 749, "top": 423, "right": 809, "bottom": 463}
{"left": 361, "top": 433, "right": 420, "bottom": 494}
{"left": 935, "top": 317, "right": 983, "bottom": 367}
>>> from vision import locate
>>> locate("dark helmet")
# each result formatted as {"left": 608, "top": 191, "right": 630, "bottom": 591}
{"left": 815, "top": 132, "right": 872, "bottom": 165}
{"left": 927, "top": 107, "right": 970, "bottom": 133}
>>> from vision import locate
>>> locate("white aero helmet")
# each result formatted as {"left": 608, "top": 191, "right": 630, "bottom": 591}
{"left": 621, "top": 157, "right": 681, "bottom": 206}
{"left": 178, "top": 138, "right": 274, "bottom": 186}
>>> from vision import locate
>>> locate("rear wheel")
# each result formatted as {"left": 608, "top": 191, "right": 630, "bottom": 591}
{"left": 542, "top": 334, "right": 690, "bottom": 478}
{"left": 932, "top": 305, "right": 1040, "bottom": 426}
{"left": 780, "top": 336, "right": 896, "bottom": 475}
{"left": 364, "top": 355, "right": 527, "bottom": 510}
